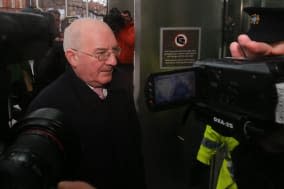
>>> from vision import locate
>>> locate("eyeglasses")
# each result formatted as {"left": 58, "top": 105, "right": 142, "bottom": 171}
{"left": 72, "top": 47, "right": 121, "bottom": 61}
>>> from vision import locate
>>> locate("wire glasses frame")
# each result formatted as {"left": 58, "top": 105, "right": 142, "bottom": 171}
{"left": 72, "top": 47, "right": 121, "bottom": 61}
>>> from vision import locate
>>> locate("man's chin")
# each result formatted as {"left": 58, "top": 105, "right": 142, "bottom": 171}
{"left": 101, "top": 76, "right": 112, "bottom": 84}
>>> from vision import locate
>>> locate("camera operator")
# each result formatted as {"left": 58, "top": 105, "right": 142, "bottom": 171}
{"left": 3, "top": 7, "right": 56, "bottom": 125}
{"left": 230, "top": 34, "right": 284, "bottom": 59}
{"left": 32, "top": 9, "right": 68, "bottom": 95}
{"left": 194, "top": 7, "right": 284, "bottom": 189}
{"left": 229, "top": 7, "right": 284, "bottom": 189}
{"left": 58, "top": 181, "right": 96, "bottom": 189}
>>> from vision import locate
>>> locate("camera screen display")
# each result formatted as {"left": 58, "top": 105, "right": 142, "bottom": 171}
{"left": 153, "top": 70, "right": 195, "bottom": 105}
{"left": 145, "top": 69, "right": 196, "bottom": 111}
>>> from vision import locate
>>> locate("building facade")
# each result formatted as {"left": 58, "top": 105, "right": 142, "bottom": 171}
{"left": 0, "top": 0, "right": 26, "bottom": 11}
{"left": 0, "top": 0, "right": 107, "bottom": 18}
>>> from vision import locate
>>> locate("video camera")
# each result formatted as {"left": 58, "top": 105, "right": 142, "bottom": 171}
{"left": 145, "top": 56, "right": 284, "bottom": 136}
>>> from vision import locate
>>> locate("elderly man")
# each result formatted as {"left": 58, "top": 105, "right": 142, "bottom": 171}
{"left": 26, "top": 18, "right": 146, "bottom": 189}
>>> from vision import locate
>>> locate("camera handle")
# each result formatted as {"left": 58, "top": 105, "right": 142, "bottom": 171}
{"left": 189, "top": 102, "right": 267, "bottom": 138}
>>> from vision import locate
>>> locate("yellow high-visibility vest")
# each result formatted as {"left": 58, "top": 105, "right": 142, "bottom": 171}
{"left": 197, "top": 125, "right": 239, "bottom": 189}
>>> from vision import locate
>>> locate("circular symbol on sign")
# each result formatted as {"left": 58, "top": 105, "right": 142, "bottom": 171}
{"left": 175, "top": 34, "right": 188, "bottom": 47}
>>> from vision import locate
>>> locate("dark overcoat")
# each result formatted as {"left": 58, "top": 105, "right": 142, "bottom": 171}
{"left": 27, "top": 67, "right": 146, "bottom": 189}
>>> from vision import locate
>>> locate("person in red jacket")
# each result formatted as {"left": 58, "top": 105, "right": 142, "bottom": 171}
{"left": 103, "top": 9, "right": 135, "bottom": 93}
{"left": 116, "top": 10, "right": 135, "bottom": 93}
{"left": 117, "top": 10, "right": 135, "bottom": 65}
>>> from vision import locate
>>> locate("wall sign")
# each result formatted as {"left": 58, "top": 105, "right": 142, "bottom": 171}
{"left": 160, "top": 27, "right": 201, "bottom": 69}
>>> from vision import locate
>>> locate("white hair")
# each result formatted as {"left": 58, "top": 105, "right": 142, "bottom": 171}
{"left": 63, "top": 18, "right": 96, "bottom": 52}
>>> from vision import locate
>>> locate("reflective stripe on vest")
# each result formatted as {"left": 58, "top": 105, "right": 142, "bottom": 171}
{"left": 201, "top": 137, "right": 222, "bottom": 150}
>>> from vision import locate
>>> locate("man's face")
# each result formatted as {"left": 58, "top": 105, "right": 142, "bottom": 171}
{"left": 71, "top": 26, "right": 119, "bottom": 88}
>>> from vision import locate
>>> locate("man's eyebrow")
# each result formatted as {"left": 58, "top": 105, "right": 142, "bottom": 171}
{"left": 94, "top": 47, "right": 120, "bottom": 51}
{"left": 94, "top": 48, "right": 108, "bottom": 51}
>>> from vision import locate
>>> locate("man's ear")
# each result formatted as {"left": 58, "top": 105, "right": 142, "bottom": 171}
{"left": 65, "top": 49, "right": 78, "bottom": 68}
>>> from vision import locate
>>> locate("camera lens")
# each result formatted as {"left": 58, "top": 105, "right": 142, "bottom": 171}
{"left": 0, "top": 108, "right": 65, "bottom": 189}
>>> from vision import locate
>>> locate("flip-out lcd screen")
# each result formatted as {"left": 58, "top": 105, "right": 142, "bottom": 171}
{"left": 145, "top": 69, "right": 195, "bottom": 111}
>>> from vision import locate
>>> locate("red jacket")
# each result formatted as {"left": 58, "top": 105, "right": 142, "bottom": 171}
{"left": 116, "top": 23, "right": 135, "bottom": 64}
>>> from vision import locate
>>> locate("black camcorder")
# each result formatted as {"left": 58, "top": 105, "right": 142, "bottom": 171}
{"left": 145, "top": 56, "right": 284, "bottom": 136}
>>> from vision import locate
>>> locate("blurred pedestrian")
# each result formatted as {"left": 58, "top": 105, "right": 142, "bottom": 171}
{"left": 104, "top": 8, "right": 135, "bottom": 93}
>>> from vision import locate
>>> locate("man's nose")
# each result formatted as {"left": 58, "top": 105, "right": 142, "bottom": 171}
{"left": 106, "top": 53, "right": 117, "bottom": 66}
